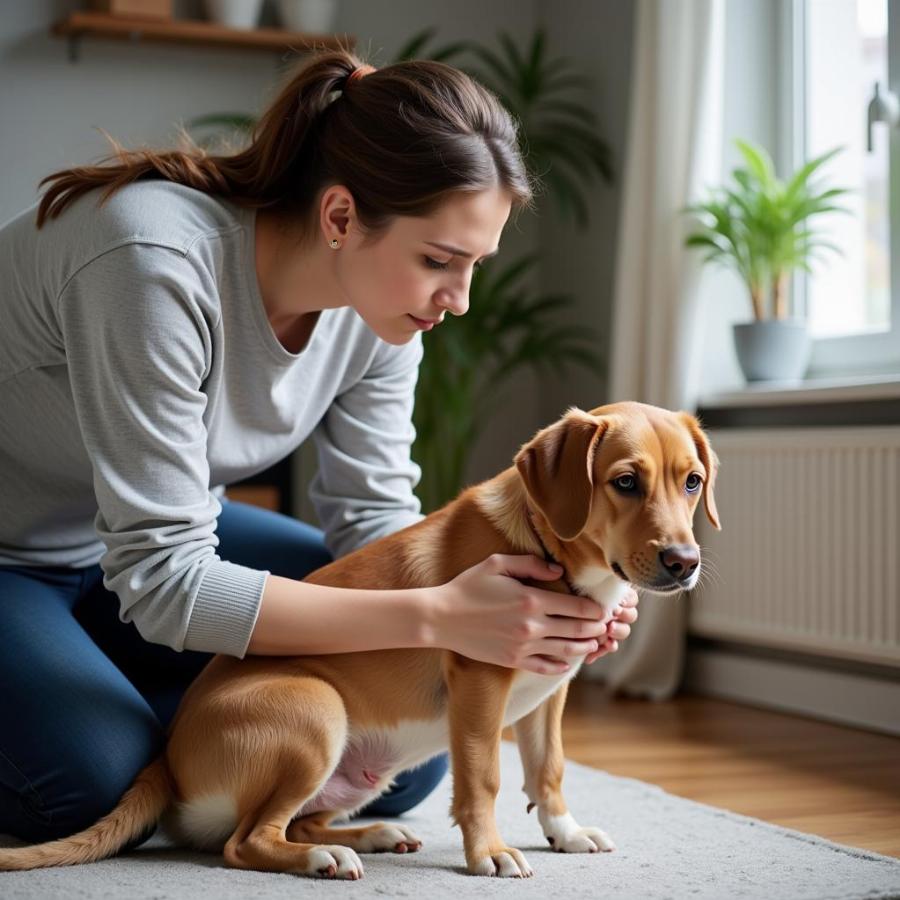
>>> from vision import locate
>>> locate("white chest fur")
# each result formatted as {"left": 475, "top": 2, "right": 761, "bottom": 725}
{"left": 570, "top": 569, "right": 634, "bottom": 620}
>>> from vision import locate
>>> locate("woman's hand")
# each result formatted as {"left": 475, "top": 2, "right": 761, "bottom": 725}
{"left": 429, "top": 554, "right": 620, "bottom": 676}
{"left": 582, "top": 589, "right": 639, "bottom": 665}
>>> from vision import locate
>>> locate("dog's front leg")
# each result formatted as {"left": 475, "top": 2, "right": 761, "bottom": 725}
{"left": 445, "top": 655, "right": 531, "bottom": 877}
{"left": 513, "top": 683, "right": 616, "bottom": 853}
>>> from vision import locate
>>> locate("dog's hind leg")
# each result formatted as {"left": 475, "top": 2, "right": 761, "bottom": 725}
{"left": 286, "top": 811, "right": 423, "bottom": 854}
{"left": 224, "top": 793, "right": 365, "bottom": 879}
{"left": 513, "top": 682, "right": 615, "bottom": 853}
{"left": 219, "top": 677, "right": 364, "bottom": 879}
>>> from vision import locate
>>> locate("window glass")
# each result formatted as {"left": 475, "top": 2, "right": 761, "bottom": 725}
{"left": 806, "top": 0, "right": 890, "bottom": 337}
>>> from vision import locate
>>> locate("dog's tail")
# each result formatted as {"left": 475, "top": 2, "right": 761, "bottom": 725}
{"left": 0, "top": 755, "right": 172, "bottom": 870}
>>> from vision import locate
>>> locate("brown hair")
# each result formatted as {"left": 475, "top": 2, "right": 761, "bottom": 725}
{"left": 36, "top": 49, "right": 533, "bottom": 232}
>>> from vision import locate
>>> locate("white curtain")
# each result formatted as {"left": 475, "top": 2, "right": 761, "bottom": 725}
{"left": 585, "top": 0, "right": 725, "bottom": 699}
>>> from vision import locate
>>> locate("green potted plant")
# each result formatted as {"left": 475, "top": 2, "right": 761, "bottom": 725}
{"left": 395, "top": 29, "right": 612, "bottom": 510}
{"left": 684, "top": 139, "right": 850, "bottom": 382}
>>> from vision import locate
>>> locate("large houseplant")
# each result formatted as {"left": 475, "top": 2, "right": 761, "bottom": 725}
{"left": 395, "top": 29, "right": 612, "bottom": 510}
{"left": 684, "top": 139, "right": 850, "bottom": 382}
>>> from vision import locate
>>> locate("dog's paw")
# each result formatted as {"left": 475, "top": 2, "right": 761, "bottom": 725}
{"left": 541, "top": 811, "right": 616, "bottom": 853}
{"left": 355, "top": 824, "right": 423, "bottom": 853}
{"left": 468, "top": 846, "right": 534, "bottom": 877}
{"left": 294, "top": 845, "right": 365, "bottom": 879}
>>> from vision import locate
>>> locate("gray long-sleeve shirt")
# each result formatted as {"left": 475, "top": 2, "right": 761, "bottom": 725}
{"left": 0, "top": 180, "right": 424, "bottom": 657}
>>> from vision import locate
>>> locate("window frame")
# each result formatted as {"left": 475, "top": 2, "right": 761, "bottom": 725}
{"left": 782, "top": 0, "right": 900, "bottom": 378}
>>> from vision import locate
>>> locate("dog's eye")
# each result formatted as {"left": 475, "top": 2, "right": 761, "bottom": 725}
{"left": 613, "top": 474, "right": 637, "bottom": 493}
{"left": 685, "top": 473, "right": 702, "bottom": 493}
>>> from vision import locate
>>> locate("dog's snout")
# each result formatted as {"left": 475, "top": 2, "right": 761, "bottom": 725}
{"left": 659, "top": 545, "right": 700, "bottom": 581}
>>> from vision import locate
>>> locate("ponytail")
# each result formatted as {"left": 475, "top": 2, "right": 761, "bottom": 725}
{"left": 36, "top": 49, "right": 532, "bottom": 231}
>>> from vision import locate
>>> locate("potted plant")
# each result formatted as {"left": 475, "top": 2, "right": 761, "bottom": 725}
{"left": 411, "top": 255, "right": 601, "bottom": 512}
{"left": 684, "top": 139, "right": 850, "bottom": 383}
{"left": 275, "top": 0, "right": 338, "bottom": 33}
{"left": 203, "top": 0, "right": 263, "bottom": 30}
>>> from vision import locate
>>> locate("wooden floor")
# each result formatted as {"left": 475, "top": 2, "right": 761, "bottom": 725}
{"left": 503, "top": 679, "right": 900, "bottom": 859}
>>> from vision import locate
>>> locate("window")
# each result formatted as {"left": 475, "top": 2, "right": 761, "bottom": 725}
{"left": 785, "top": 0, "right": 900, "bottom": 376}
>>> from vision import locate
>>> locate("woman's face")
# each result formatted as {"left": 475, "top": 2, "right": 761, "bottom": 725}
{"left": 334, "top": 186, "right": 512, "bottom": 345}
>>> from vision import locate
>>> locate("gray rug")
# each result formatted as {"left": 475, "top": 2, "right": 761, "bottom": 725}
{"left": 1, "top": 741, "right": 898, "bottom": 900}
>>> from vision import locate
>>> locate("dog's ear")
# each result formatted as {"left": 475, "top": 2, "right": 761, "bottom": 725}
{"left": 515, "top": 409, "right": 609, "bottom": 541}
{"left": 680, "top": 413, "right": 721, "bottom": 530}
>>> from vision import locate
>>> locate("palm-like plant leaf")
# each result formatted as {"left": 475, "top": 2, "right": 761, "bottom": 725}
{"left": 683, "top": 139, "right": 851, "bottom": 320}
{"left": 392, "top": 27, "right": 469, "bottom": 63}
{"left": 186, "top": 113, "right": 257, "bottom": 150}
{"left": 188, "top": 112, "right": 257, "bottom": 133}
{"left": 461, "top": 29, "right": 613, "bottom": 226}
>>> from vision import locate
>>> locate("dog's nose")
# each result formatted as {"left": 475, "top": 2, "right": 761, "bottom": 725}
{"left": 659, "top": 545, "right": 700, "bottom": 581}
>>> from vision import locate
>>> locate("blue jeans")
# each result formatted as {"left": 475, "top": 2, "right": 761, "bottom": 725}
{"left": 0, "top": 501, "right": 448, "bottom": 844}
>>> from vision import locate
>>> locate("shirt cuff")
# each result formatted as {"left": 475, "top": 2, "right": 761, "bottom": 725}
{"left": 184, "top": 559, "right": 269, "bottom": 658}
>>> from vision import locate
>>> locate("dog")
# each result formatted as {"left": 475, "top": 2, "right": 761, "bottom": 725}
{"left": 0, "top": 401, "right": 719, "bottom": 879}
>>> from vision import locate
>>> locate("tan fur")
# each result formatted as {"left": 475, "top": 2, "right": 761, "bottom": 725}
{"left": 0, "top": 401, "right": 719, "bottom": 878}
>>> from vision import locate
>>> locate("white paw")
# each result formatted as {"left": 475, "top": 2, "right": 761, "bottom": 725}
{"left": 356, "top": 824, "right": 423, "bottom": 853}
{"left": 295, "top": 845, "right": 365, "bottom": 879}
{"left": 539, "top": 810, "right": 616, "bottom": 853}
{"left": 548, "top": 825, "right": 616, "bottom": 853}
{"left": 469, "top": 847, "right": 534, "bottom": 877}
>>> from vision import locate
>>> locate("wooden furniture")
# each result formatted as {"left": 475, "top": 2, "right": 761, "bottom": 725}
{"left": 52, "top": 11, "right": 353, "bottom": 61}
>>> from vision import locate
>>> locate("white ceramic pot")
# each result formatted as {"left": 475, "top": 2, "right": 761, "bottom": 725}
{"left": 204, "top": 0, "right": 263, "bottom": 30}
{"left": 276, "top": 0, "right": 338, "bottom": 33}
{"left": 732, "top": 319, "right": 811, "bottom": 382}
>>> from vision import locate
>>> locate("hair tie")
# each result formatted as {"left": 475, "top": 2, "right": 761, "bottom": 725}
{"left": 346, "top": 64, "right": 376, "bottom": 86}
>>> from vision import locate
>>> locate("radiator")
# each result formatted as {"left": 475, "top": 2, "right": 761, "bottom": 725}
{"left": 690, "top": 426, "right": 900, "bottom": 668}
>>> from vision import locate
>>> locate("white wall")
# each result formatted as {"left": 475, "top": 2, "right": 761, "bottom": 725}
{"left": 1, "top": 1, "right": 272, "bottom": 224}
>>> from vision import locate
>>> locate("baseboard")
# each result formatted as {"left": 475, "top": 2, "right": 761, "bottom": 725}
{"left": 684, "top": 641, "right": 900, "bottom": 736}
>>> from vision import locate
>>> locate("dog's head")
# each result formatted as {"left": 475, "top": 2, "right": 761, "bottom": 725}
{"left": 514, "top": 401, "right": 720, "bottom": 601}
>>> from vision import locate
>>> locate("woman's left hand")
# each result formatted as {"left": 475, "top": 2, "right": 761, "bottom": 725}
{"left": 583, "top": 588, "right": 639, "bottom": 664}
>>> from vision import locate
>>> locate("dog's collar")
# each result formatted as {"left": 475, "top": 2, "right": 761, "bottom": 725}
{"left": 524, "top": 505, "right": 581, "bottom": 596}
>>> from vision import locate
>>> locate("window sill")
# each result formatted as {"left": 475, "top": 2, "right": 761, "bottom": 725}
{"left": 699, "top": 373, "right": 900, "bottom": 408}
{"left": 696, "top": 374, "right": 900, "bottom": 428}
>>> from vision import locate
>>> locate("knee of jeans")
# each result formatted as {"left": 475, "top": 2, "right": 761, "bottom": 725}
{"left": 360, "top": 753, "right": 449, "bottom": 818}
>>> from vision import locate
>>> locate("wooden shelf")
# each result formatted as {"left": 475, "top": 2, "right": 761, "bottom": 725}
{"left": 52, "top": 11, "right": 353, "bottom": 61}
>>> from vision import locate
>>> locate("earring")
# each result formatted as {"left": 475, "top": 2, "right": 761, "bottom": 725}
{"left": 329, "top": 239, "right": 341, "bottom": 249}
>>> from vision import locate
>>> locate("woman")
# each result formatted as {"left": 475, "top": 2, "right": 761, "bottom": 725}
{"left": 0, "top": 50, "right": 638, "bottom": 846}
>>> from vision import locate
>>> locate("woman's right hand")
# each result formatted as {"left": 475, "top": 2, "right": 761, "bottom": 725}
{"left": 427, "top": 554, "right": 609, "bottom": 675}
